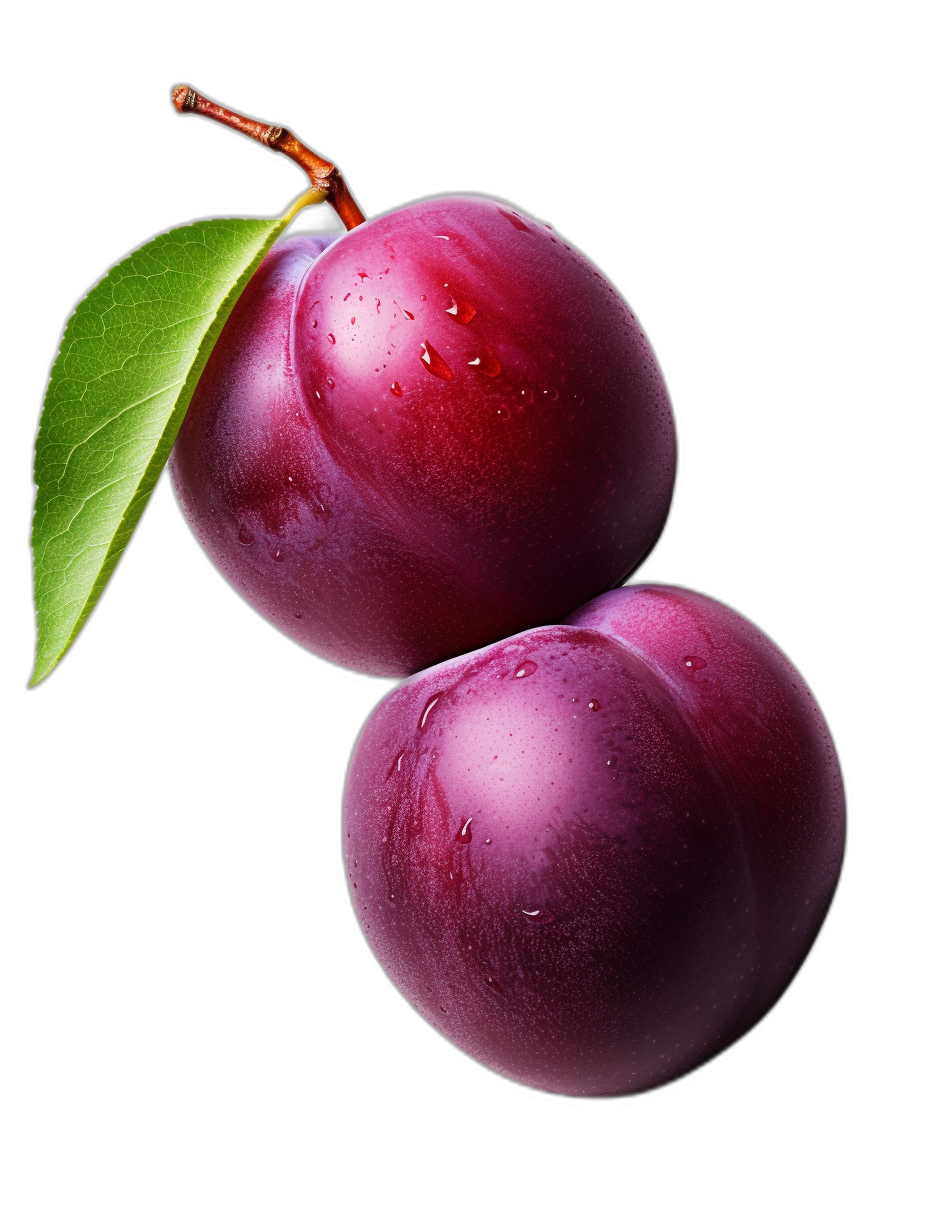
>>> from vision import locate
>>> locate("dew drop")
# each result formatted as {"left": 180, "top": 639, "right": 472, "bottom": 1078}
{"left": 390, "top": 380, "right": 403, "bottom": 396}
{"left": 435, "top": 234, "right": 450, "bottom": 240}
{"left": 541, "top": 387, "right": 559, "bottom": 400}
{"left": 311, "top": 319, "right": 318, "bottom": 328}
{"left": 326, "top": 376, "right": 335, "bottom": 388}
{"left": 420, "top": 342, "right": 453, "bottom": 380}
{"left": 351, "top": 316, "right": 356, "bottom": 325}
{"left": 402, "top": 308, "right": 415, "bottom": 320}
{"left": 588, "top": 699, "right": 601, "bottom": 711}
{"left": 294, "top": 612, "right": 302, "bottom": 619}
{"left": 519, "top": 388, "right": 535, "bottom": 404}
{"left": 498, "top": 208, "right": 532, "bottom": 233}
{"left": 522, "top": 908, "right": 555, "bottom": 923}
{"left": 496, "top": 405, "right": 511, "bottom": 420}
{"left": 457, "top": 818, "right": 473, "bottom": 844}
{"left": 467, "top": 348, "right": 501, "bottom": 377}
{"left": 446, "top": 298, "right": 477, "bottom": 324}
{"left": 237, "top": 525, "right": 254, "bottom": 545}
{"left": 514, "top": 660, "right": 538, "bottom": 679}
{"left": 484, "top": 974, "right": 506, "bottom": 996}
{"left": 327, "top": 333, "right": 336, "bottom": 344}
{"left": 272, "top": 546, "right": 283, "bottom": 562}
{"left": 683, "top": 655, "right": 708, "bottom": 671}
{"left": 419, "top": 693, "right": 442, "bottom": 728}
{"left": 315, "top": 390, "right": 322, "bottom": 399}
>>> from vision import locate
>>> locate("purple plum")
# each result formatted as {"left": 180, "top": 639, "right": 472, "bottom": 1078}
{"left": 170, "top": 198, "right": 675, "bottom": 676}
{"left": 343, "top": 585, "right": 845, "bottom": 1096}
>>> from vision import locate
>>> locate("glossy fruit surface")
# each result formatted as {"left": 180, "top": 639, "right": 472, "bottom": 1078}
{"left": 170, "top": 198, "right": 675, "bottom": 676}
{"left": 343, "top": 585, "right": 844, "bottom": 1095}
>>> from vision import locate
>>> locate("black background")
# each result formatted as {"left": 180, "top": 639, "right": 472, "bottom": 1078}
{"left": 14, "top": 67, "right": 862, "bottom": 1138}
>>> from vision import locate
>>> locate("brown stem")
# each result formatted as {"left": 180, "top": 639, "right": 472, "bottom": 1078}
{"left": 171, "top": 85, "right": 366, "bottom": 231}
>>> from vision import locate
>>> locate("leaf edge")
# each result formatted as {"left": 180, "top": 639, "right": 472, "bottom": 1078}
{"left": 29, "top": 215, "right": 290, "bottom": 687}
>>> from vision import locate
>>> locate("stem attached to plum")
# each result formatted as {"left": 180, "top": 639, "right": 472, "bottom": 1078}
{"left": 171, "top": 85, "right": 366, "bottom": 231}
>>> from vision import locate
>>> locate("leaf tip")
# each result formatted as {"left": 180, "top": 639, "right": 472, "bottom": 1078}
{"left": 29, "top": 638, "right": 62, "bottom": 689}
{"left": 28, "top": 659, "right": 51, "bottom": 689}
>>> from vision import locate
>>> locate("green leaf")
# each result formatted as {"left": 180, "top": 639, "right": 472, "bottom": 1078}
{"left": 30, "top": 216, "right": 288, "bottom": 686}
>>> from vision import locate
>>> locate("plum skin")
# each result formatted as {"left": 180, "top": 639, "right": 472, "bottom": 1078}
{"left": 170, "top": 197, "right": 675, "bottom": 676}
{"left": 343, "top": 585, "right": 845, "bottom": 1096}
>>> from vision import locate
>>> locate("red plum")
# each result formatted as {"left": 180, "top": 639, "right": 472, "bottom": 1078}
{"left": 170, "top": 199, "right": 675, "bottom": 676}
{"left": 343, "top": 585, "right": 844, "bottom": 1095}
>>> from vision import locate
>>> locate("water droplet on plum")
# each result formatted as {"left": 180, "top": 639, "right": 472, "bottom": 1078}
{"left": 446, "top": 298, "right": 477, "bottom": 324}
{"left": 419, "top": 693, "right": 442, "bottom": 728}
{"left": 467, "top": 349, "right": 501, "bottom": 377}
{"left": 683, "top": 655, "right": 708, "bottom": 671}
{"left": 588, "top": 699, "right": 601, "bottom": 711}
{"left": 457, "top": 818, "right": 473, "bottom": 843}
{"left": 390, "top": 381, "right": 403, "bottom": 396}
{"left": 237, "top": 525, "right": 254, "bottom": 545}
{"left": 327, "top": 333, "right": 336, "bottom": 344}
{"left": 522, "top": 908, "right": 555, "bottom": 923}
{"left": 402, "top": 308, "right": 415, "bottom": 320}
{"left": 514, "top": 661, "right": 538, "bottom": 679}
{"left": 484, "top": 974, "right": 506, "bottom": 996}
{"left": 420, "top": 342, "right": 453, "bottom": 380}
{"left": 498, "top": 208, "right": 531, "bottom": 233}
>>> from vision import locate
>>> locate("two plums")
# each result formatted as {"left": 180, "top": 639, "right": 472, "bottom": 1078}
{"left": 171, "top": 194, "right": 842, "bottom": 1095}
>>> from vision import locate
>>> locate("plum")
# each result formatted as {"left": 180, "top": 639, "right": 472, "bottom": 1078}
{"left": 343, "top": 585, "right": 844, "bottom": 1096}
{"left": 170, "top": 198, "right": 675, "bottom": 676}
